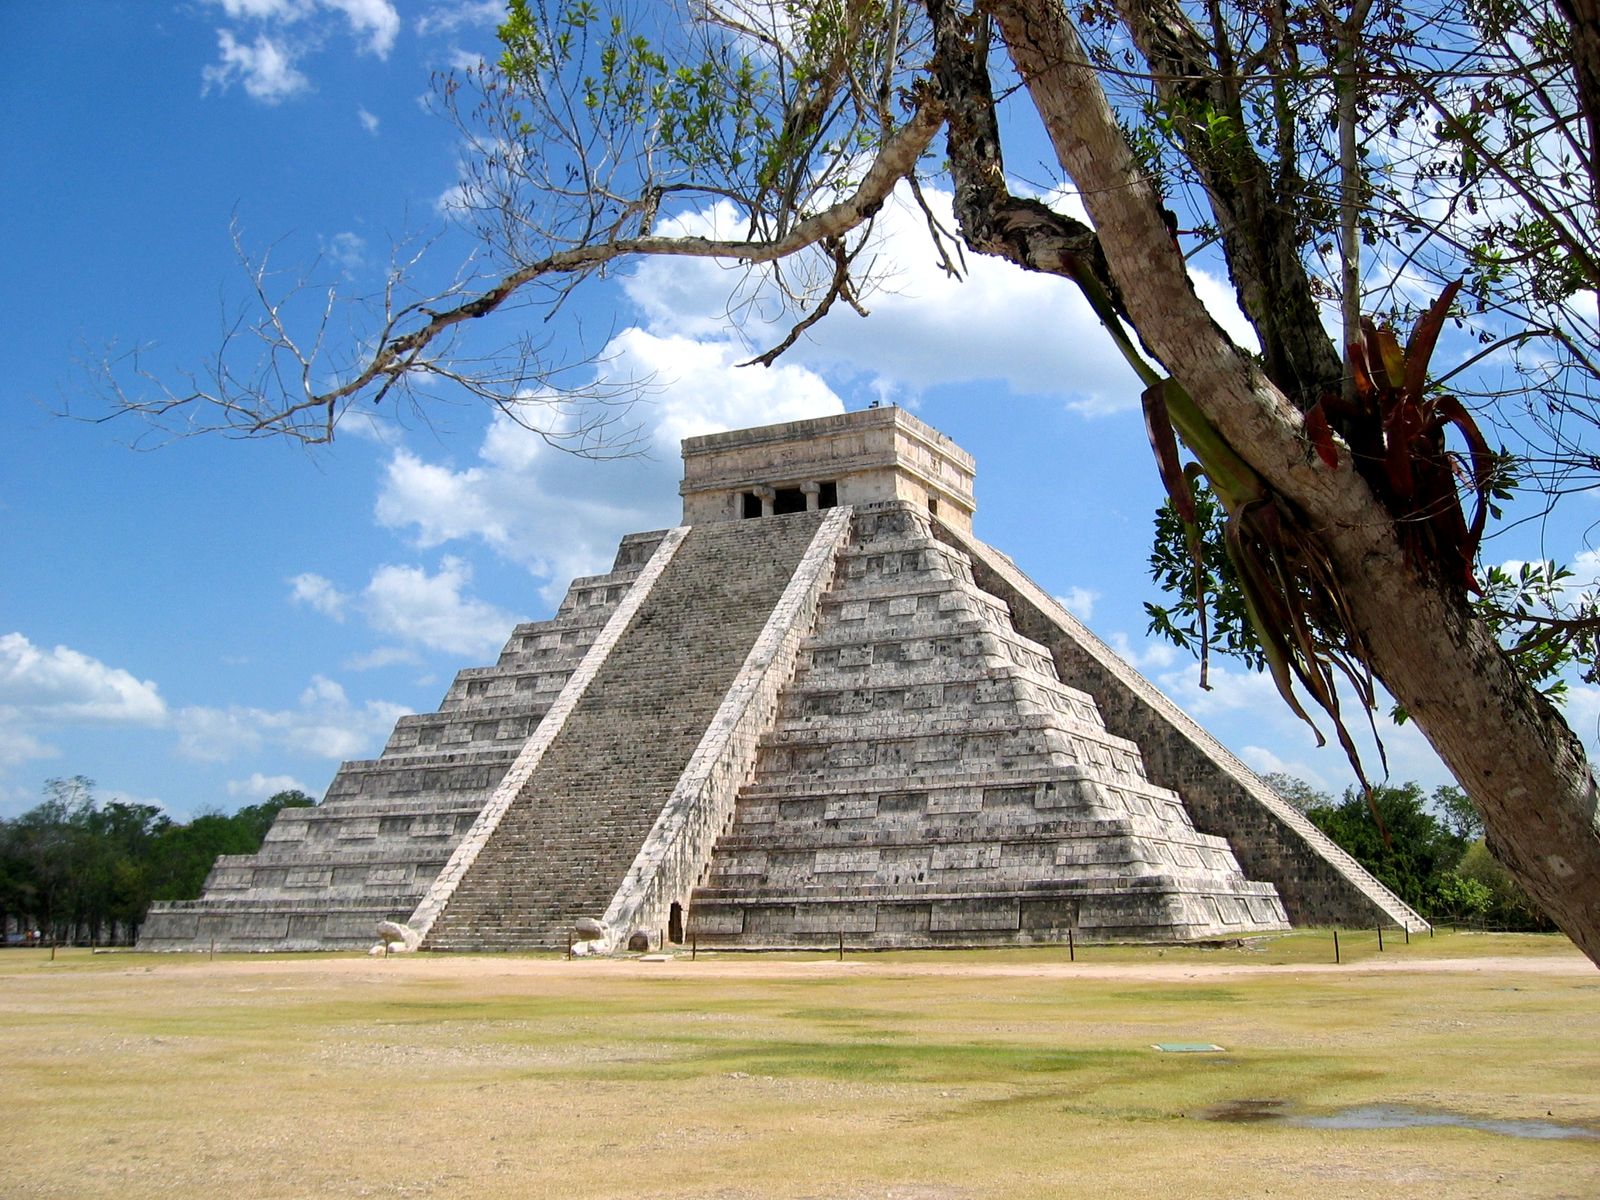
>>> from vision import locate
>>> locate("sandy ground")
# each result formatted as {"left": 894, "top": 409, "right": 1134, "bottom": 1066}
{"left": 12, "top": 942, "right": 1594, "bottom": 1200}
{"left": 136, "top": 947, "right": 1596, "bottom": 983}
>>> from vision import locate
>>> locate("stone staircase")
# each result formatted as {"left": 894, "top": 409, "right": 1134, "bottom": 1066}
{"left": 137, "top": 532, "right": 667, "bottom": 951}
{"left": 688, "top": 505, "right": 1290, "bottom": 946}
{"left": 422, "top": 511, "right": 828, "bottom": 951}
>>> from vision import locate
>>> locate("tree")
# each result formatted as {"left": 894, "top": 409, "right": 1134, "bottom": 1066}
{"left": 0, "top": 781, "right": 312, "bottom": 943}
{"left": 105, "top": 1, "right": 1600, "bottom": 965}
{"left": 1304, "top": 782, "right": 1470, "bottom": 911}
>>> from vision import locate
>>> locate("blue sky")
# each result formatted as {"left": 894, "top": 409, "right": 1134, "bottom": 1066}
{"left": 4, "top": 1, "right": 1596, "bottom": 822}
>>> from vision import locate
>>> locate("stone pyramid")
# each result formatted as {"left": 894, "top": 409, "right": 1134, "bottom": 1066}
{"left": 140, "top": 408, "right": 1423, "bottom": 952}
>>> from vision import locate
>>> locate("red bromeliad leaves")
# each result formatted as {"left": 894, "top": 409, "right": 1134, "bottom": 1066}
{"left": 1305, "top": 402, "right": 1340, "bottom": 469}
{"left": 1142, "top": 381, "right": 1196, "bottom": 525}
{"left": 1404, "top": 280, "right": 1462, "bottom": 399}
{"left": 1338, "top": 280, "right": 1494, "bottom": 592}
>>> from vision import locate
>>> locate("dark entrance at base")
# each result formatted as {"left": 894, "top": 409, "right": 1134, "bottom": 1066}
{"left": 668, "top": 902, "right": 684, "bottom": 944}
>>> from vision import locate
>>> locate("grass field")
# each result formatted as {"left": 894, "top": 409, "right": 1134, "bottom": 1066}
{"left": 2, "top": 930, "right": 1596, "bottom": 1199}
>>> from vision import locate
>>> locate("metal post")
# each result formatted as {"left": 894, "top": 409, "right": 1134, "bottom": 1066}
{"left": 1404, "top": 924, "right": 1410, "bottom": 945}
{"left": 566, "top": 933, "right": 573, "bottom": 961}
{"left": 209, "top": 936, "right": 215, "bottom": 962}
{"left": 1377, "top": 923, "right": 1384, "bottom": 952}
{"left": 691, "top": 935, "right": 697, "bottom": 962}
{"left": 1068, "top": 928, "right": 1075, "bottom": 962}
{"left": 837, "top": 931, "right": 844, "bottom": 961}
{"left": 1333, "top": 929, "right": 1341, "bottom": 963}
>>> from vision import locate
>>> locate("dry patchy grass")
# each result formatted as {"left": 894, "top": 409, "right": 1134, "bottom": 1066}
{"left": 1, "top": 931, "right": 1596, "bottom": 1199}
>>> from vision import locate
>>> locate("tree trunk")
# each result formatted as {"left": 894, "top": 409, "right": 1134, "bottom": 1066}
{"left": 1111, "top": 0, "right": 1345, "bottom": 407}
{"left": 985, "top": 0, "right": 1600, "bottom": 966}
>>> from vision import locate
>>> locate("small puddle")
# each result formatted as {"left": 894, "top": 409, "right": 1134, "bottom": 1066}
{"left": 1200, "top": 1100, "right": 1599, "bottom": 1141}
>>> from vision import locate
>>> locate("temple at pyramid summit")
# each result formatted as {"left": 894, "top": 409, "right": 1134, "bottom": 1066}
{"left": 139, "top": 407, "right": 1425, "bottom": 953}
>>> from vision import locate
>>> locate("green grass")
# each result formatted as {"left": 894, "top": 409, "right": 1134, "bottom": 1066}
{"left": 0, "top": 935, "right": 1594, "bottom": 1199}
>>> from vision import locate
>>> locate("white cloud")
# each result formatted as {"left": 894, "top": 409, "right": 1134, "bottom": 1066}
{"left": 375, "top": 339, "right": 842, "bottom": 606}
{"left": 173, "top": 705, "right": 264, "bottom": 762}
{"left": 0, "top": 633, "right": 167, "bottom": 724}
{"left": 322, "top": 231, "right": 367, "bottom": 274}
{"left": 1107, "top": 631, "right": 1180, "bottom": 673}
{"left": 227, "top": 772, "right": 308, "bottom": 799}
{"left": 416, "top": 0, "right": 505, "bottom": 35}
{"left": 1239, "top": 745, "right": 1333, "bottom": 792}
{"left": 343, "top": 646, "right": 421, "bottom": 671}
{"left": 1191, "top": 267, "right": 1261, "bottom": 353}
{"left": 1054, "top": 587, "right": 1098, "bottom": 621}
{"left": 200, "top": 0, "right": 399, "bottom": 105}
{"left": 0, "top": 728, "right": 57, "bottom": 769}
{"left": 289, "top": 572, "right": 351, "bottom": 620}
{"left": 205, "top": 0, "right": 398, "bottom": 53}
{"left": 202, "top": 30, "right": 309, "bottom": 103}
{"left": 357, "top": 106, "right": 380, "bottom": 134}
{"left": 323, "top": 0, "right": 400, "bottom": 56}
{"left": 622, "top": 188, "right": 1149, "bottom": 414}
{"left": 176, "top": 674, "right": 407, "bottom": 764}
{"left": 208, "top": 0, "right": 304, "bottom": 20}
{"left": 363, "top": 557, "right": 515, "bottom": 657}
{"left": 1557, "top": 683, "right": 1600, "bottom": 750}
{"left": 1142, "top": 649, "right": 1451, "bottom": 791}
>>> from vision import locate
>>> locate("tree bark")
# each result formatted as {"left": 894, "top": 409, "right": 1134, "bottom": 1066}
{"left": 1110, "top": 0, "right": 1344, "bottom": 408}
{"left": 1557, "top": 0, "right": 1600, "bottom": 191}
{"left": 984, "top": 0, "right": 1600, "bottom": 966}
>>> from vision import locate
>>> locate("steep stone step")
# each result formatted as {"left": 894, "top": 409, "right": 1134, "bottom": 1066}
{"left": 688, "top": 503, "right": 1293, "bottom": 946}
{"left": 424, "top": 511, "right": 828, "bottom": 951}
{"left": 140, "top": 535, "right": 659, "bottom": 952}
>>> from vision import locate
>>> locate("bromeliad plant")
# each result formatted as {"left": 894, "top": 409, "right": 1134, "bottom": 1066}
{"left": 1143, "top": 281, "right": 1501, "bottom": 793}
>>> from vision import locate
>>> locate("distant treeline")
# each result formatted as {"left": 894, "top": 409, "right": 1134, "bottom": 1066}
{"left": 0, "top": 776, "right": 312, "bottom": 946}
{"left": 1266, "top": 775, "right": 1552, "bottom": 931}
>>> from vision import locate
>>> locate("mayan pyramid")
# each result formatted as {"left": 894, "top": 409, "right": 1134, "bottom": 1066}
{"left": 140, "top": 408, "right": 1424, "bottom": 952}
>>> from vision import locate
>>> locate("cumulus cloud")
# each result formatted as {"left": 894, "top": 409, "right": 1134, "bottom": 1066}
{"left": 289, "top": 557, "right": 518, "bottom": 663}
{"left": 322, "top": 231, "right": 367, "bottom": 275}
{"left": 1238, "top": 745, "right": 1334, "bottom": 792}
{"left": 622, "top": 188, "right": 1151, "bottom": 414}
{"left": 0, "top": 729, "right": 57, "bottom": 769}
{"left": 289, "top": 572, "right": 351, "bottom": 620}
{"left": 343, "top": 646, "right": 421, "bottom": 671}
{"left": 363, "top": 558, "right": 515, "bottom": 657}
{"left": 416, "top": 0, "right": 505, "bottom": 35}
{"left": 227, "top": 771, "right": 308, "bottom": 799}
{"left": 1140, "top": 648, "right": 1453, "bottom": 791}
{"left": 1054, "top": 587, "right": 1099, "bottom": 621}
{"left": 202, "top": 30, "right": 308, "bottom": 103}
{"left": 200, "top": 0, "right": 399, "bottom": 104}
{"left": 357, "top": 106, "right": 380, "bottom": 134}
{"left": 375, "top": 338, "right": 843, "bottom": 606}
{"left": 176, "top": 674, "right": 407, "bottom": 764}
{"left": 0, "top": 633, "right": 167, "bottom": 725}
{"left": 322, "top": 0, "right": 400, "bottom": 55}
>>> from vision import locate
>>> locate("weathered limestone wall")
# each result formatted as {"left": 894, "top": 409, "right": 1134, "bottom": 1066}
{"left": 689, "top": 503, "right": 1289, "bottom": 947}
{"left": 680, "top": 407, "right": 977, "bottom": 532}
{"left": 943, "top": 527, "right": 1426, "bottom": 931}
